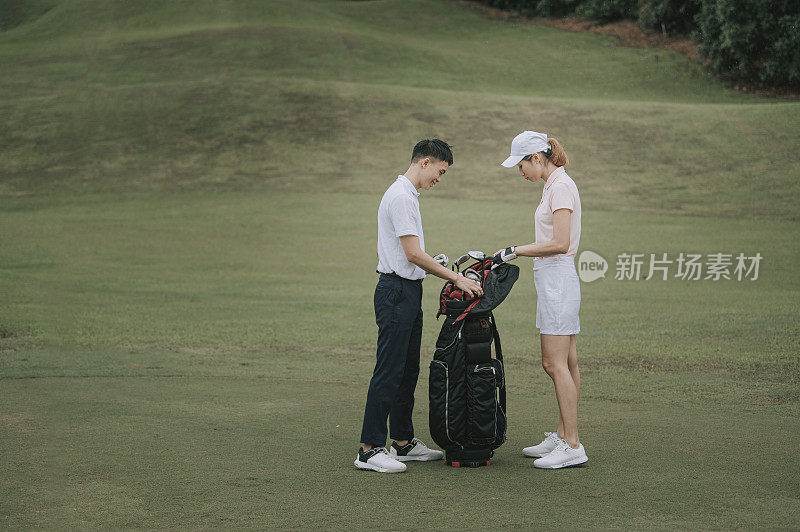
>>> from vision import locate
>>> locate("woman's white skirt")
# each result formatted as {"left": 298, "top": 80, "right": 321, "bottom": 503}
{"left": 533, "top": 255, "right": 581, "bottom": 335}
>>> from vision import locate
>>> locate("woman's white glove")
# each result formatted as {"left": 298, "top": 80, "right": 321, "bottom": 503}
{"left": 492, "top": 246, "right": 517, "bottom": 265}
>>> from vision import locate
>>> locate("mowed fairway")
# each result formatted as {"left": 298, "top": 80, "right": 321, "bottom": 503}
{"left": 1, "top": 0, "right": 799, "bottom": 528}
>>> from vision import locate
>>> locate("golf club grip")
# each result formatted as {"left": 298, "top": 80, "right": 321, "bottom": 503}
{"left": 490, "top": 255, "right": 518, "bottom": 264}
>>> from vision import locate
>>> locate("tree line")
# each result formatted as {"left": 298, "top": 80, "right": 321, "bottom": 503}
{"left": 475, "top": 0, "right": 800, "bottom": 92}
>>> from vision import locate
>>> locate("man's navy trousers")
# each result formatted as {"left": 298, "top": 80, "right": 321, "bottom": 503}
{"left": 360, "top": 273, "right": 423, "bottom": 447}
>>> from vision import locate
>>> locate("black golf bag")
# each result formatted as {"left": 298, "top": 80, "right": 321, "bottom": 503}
{"left": 429, "top": 258, "right": 519, "bottom": 467}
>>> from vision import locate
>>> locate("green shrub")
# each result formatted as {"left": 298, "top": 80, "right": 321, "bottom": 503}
{"left": 473, "top": 0, "right": 800, "bottom": 89}
{"left": 576, "top": 0, "right": 639, "bottom": 22}
{"left": 535, "top": 0, "right": 583, "bottom": 17}
{"left": 638, "top": 0, "right": 701, "bottom": 34}
{"left": 476, "top": 0, "right": 581, "bottom": 17}
{"left": 694, "top": 0, "right": 800, "bottom": 89}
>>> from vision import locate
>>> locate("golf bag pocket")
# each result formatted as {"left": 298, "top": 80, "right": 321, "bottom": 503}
{"left": 435, "top": 319, "right": 461, "bottom": 351}
{"left": 489, "top": 358, "right": 504, "bottom": 386}
{"left": 466, "top": 342, "right": 491, "bottom": 364}
{"left": 466, "top": 363, "right": 499, "bottom": 447}
{"left": 463, "top": 317, "right": 492, "bottom": 343}
{"left": 429, "top": 360, "right": 455, "bottom": 449}
{"left": 463, "top": 318, "right": 492, "bottom": 364}
{"left": 493, "top": 401, "right": 507, "bottom": 448}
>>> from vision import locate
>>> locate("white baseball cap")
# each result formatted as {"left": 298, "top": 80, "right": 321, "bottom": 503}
{"left": 500, "top": 131, "right": 549, "bottom": 167}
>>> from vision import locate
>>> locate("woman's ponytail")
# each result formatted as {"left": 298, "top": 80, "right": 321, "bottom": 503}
{"left": 546, "top": 138, "right": 569, "bottom": 167}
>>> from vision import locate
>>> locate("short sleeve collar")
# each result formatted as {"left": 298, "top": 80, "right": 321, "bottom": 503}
{"left": 543, "top": 167, "right": 566, "bottom": 191}
{"left": 398, "top": 175, "right": 420, "bottom": 197}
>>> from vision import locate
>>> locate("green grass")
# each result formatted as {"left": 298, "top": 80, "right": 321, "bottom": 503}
{"left": 2, "top": 376, "right": 797, "bottom": 528}
{"left": 2, "top": 191, "right": 798, "bottom": 528}
{"left": 1, "top": 0, "right": 799, "bottom": 528}
{"left": 1, "top": 191, "right": 798, "bottom": 366}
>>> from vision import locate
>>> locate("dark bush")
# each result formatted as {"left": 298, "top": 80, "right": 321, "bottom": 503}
{"left": 472, "top": 0, "right": 800, "bottom": 90}
{"left": 638, "top": 0, "right": 702, "bottom": 35}
{"left": 694, "top": 0, "right": 800, "bottom": 89}
{"left": 475, "top": 0, "right": 581, "bottom": 17}
{"left": 576, "top": 0, "right": 639, "bottom": 22}
{"left": 533, "top": 0, "right": 583, "bottom": 17}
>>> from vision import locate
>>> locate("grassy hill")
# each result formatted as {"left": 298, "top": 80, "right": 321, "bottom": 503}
{"left": 2, "top": 0, "right": 799, "bottom": 218}
{"left": 1, "top": 0, "right": 798, "bottom": 528}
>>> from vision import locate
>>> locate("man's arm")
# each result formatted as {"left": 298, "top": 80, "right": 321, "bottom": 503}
{"left": 399, "top": 235, "right": 483, "bottom": 297}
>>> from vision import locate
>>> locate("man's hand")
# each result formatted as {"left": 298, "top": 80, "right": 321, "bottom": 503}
{"left": 399, "top": 235, "right": 480, "bottom": 290}
{"left": 455, "top": 275, "right": 483, "bottom": 298}
{"left": 493, "top": 246, "right": 517, "bottom": 265}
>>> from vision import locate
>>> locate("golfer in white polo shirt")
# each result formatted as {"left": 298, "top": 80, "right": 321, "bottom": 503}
{"left": 493, "top": 130, "right": 589, "bottom": 469}
{"left": 355, "top": 139, "right": 483, "bottom": 473}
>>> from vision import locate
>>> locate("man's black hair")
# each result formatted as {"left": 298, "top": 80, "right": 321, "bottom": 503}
{"left": 411, "top": 139, "right": 454, "bottom": 166}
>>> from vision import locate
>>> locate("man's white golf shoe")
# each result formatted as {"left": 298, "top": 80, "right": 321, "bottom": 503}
{"left": 522, "top": 432, "right": 561, "bottom": 458}
{"left": 533, "top": 437, "right": 588, "bottom": 469}
{"left": 354, "top": 447, "right": 406, "bottom": 473}
{"left": 389, "top": 438, "right": 444, "bottom": 462}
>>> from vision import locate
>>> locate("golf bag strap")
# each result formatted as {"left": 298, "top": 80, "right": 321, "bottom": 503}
{"left": 490, "top": 315, "right": 506, "bottom": 412}
{"left": 453, "top": 298, "right": 481, "bottom": 322}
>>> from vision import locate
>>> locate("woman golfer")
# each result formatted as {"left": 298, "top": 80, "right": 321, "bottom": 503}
{"left": 493, "top": 130, "right": 588, "bottom": 469}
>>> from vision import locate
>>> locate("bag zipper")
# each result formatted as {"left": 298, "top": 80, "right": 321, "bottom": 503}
{"left": 472, "top": 364, "right": 501, "bottom": 444}
{"left": 434, "top": 325, "right": 463, "bottom": 355}
{"left": 432, "top": 359, "right": 461, "bottom": 449}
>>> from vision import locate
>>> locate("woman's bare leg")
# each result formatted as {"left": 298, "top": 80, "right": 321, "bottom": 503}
{"left": 542, "top": 334, "right": 579, "bottom": 448}
{"left": 556, "top": 335, "right": 580, "bottom": 438}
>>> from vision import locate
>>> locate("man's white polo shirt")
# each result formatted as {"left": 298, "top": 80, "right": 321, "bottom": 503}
{"left": 376, "top": 175, "right": 426, "bottom": 280}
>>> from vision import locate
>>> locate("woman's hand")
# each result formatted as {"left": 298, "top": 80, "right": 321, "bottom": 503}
{"left": 493, "top": 246, "right": 518, "bottom": 264}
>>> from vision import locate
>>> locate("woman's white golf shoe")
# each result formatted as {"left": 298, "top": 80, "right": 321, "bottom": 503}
{"left": 533, "top": 438, "right": 588, "bottom": 469}
{"left": 354, "top": 447, "right": 406, "bottom": 473}
{"left": 522, "top": 432, "right": 561, "bottom": 458}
